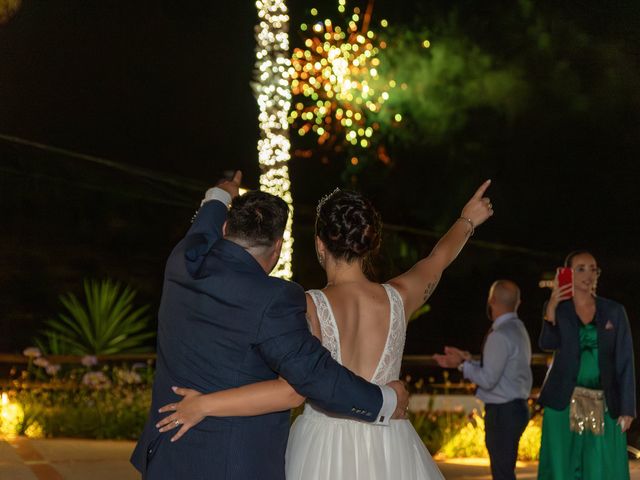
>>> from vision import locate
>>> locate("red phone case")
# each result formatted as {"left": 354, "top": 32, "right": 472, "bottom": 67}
{"left": 557, "top": 267, "right": 574, "bottom": 297}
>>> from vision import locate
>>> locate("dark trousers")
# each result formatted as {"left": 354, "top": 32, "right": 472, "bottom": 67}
{"left": 484, "top": 398, "right": 529, "bottom": 480}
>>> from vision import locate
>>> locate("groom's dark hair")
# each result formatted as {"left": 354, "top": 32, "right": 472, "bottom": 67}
{"left": 225, "top": 191, "right": 289, "bottom": 248}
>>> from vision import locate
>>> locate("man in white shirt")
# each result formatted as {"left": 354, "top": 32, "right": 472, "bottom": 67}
{"left": 434, "top": 280, "right": 532, "bottom": 480}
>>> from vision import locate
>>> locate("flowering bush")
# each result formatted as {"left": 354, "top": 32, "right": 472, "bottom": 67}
{"left": 436, "top": 409, "right": 542, "bottom": 461}
{"left": 410, "top": 409, "right": 469, "bottom": 454}
{"left": 437, "top": 410, "right": 489, "bottom": 459}
{"left": 0, "top": 355, "right": 154, "bottom": 439}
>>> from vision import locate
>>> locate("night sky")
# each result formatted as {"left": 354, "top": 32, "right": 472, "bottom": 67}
{"left": 1, "top": 1, "right": 640, "bottom": 363}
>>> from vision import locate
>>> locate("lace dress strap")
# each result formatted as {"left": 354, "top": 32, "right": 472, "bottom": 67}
{"left": 370, "top": 284, "right": 407, "bottom": 385}
{"left": 306, "top": 289, "right": 342, "bottom": 364}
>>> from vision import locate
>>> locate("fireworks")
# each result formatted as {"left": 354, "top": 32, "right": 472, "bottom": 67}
{"left": 289, "top": 0, "right": 396, "bottom": 164}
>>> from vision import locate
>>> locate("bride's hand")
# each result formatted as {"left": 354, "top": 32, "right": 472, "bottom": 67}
{"left": 156, "top": 386, "right": 206, "bottom": 442}
{"left": 460, "top": 179, "right": 493, "bottom": 229}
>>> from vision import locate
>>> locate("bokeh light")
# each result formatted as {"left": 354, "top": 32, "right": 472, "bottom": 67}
{"left": 289, "top": 1, "right": 397, "bottom": 165}
{"left": 255, "top": 0, "right": 294, "bottom": 279}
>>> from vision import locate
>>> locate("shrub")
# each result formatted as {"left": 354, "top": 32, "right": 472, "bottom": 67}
{"left": 36, "top": 279, "right": 154, "bottom": 355}
{"left": 410, "top": 409, "right": 468, "bottom": 454}
{"left": 1, "top": 361, "right": 153, "bottom": 440}
{"left": 436, "top": 409, "right": 542, "bottom": 461}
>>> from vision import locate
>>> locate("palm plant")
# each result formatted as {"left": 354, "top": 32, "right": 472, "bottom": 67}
{"left": 37, "top": 279, "right": 154, "bottom": 355}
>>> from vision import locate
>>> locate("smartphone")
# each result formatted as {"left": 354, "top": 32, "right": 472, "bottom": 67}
{"left": 556, "top": 267, "right": 574, "bottom": 297}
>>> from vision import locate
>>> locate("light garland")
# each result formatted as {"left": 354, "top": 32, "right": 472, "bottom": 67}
{"left": 0, "top": 0, "right": 21, "bottom": 25}
{"left": 254, "top": 0, "right": 294, "bottom": 279}
{"left": 289, "top": 0, "right": 395, "bottom": 165}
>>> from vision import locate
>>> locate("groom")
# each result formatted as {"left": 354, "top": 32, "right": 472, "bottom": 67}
{"left": 131, "top": 171, "right": 408, "bottom": 480}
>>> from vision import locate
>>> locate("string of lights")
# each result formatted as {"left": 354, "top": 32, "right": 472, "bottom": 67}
{"left": 0, "top": 0, "right": 21, "bottom": 25}
{"left": 254, "top": 0, "right": 294, "bottom": 279}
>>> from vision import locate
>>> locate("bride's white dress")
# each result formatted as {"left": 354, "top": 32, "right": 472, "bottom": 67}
{"left": 285, "top": 284, "right": 444, "bottom": 480}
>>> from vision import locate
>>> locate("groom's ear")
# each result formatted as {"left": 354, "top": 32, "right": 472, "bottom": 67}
{"left": 222, "top": 221, "right": 228, "bottom": 237}
{"left": 265, "top": 238, "right": 284, "bottom": 274}
{"left": 273, "top": 237, "right": 284, "bottom": 259}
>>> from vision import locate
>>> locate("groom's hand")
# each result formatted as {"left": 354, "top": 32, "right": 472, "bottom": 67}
{"left": 216, "top": 170, "right": 242, "bottom": 199}
{"left": 387, "top": 380, "right": 409, "bottom": 419}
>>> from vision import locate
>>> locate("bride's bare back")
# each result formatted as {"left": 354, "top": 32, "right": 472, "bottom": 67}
{"left": 306, "top": 281, "right": 396, "bottom": 382}
{"left": 306, "top": 180, "right": 493, "bottom": 383}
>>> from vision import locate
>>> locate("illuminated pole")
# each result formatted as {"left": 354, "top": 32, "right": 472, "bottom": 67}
{"left": 254, "top": 0, "right": 294, "bottom": 279}
{"left": 0, "top": 0, "right": 22, "bottom": 25}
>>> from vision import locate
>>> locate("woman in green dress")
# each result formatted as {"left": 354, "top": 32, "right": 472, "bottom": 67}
{"left": 537, "top": 251, "right": 635, "bottom": 479}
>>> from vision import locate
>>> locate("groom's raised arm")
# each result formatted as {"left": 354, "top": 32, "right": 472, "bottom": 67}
{"left": 255, "top": 281, "right": 401, "bottom": 425}
{"left": 181, "top": 190, "right": 230, "bottom": 278}
{"left": 182, "top": 171, "right": 242, "bottom": 278}
{"left": 186, "top": 170, "right": 242, "bottom": 240}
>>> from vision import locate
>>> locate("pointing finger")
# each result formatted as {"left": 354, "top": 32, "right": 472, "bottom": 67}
{"left": 472, "top": 179, "right": 492, "bottom": 200}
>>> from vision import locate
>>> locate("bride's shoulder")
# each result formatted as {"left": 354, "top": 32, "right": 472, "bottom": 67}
{"left": 304, "top": 292, "right": 322, "bottom": 339}
{"left": 304, "top": 290, "right": 320, "bottom": 310}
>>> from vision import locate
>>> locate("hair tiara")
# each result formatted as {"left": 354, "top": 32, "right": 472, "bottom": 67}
{"left": 316, "top": 187, "right": 341, "bottom": 215}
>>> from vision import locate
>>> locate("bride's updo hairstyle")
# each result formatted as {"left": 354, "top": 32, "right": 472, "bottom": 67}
{"left": 315, "top": 189, "right": 382, "bottom": 265}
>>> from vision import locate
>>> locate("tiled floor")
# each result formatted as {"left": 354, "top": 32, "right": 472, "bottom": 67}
{"left": 1, "top": 436, "right": 640, "bottom": 479}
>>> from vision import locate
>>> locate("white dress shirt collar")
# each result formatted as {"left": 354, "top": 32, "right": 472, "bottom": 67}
{"left": 492, "top": 311, "right": 518, "bottom": 330}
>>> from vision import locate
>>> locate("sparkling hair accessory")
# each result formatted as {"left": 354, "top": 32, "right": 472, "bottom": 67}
{"left": 316, "top": 187, "right": 341, "bottom": 215}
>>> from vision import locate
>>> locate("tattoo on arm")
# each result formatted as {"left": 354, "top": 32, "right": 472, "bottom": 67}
{"left": 423, "top": 280, "right": 439, "bottom": 302}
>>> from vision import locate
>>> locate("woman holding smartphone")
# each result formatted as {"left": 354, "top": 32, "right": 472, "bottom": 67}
{"left": 537, "top": 250, "right": 635, "bottom": 479}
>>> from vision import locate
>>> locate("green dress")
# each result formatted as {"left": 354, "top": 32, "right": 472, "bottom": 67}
{"left": 538, "top": 323, "right": 629, "bottom": 479}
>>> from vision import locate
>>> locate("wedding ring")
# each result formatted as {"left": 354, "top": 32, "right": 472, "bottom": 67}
{"left": 174, "top": 420, "right": 180, "bottom": 426}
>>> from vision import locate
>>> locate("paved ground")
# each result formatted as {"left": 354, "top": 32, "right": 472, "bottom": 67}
{"left": 2, "top": 436, "right": 640, "bottom": 479}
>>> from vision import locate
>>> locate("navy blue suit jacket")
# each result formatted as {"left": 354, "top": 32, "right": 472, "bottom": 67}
{"left": 538, "top": 296, "right": 636, "bottom": 419}
{"left": 131, "top": 200, "right": 383, "bottom": 480}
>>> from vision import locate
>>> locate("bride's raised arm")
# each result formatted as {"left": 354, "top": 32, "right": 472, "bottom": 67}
{"left": 388, "top": 180, "right": 493, "bottom": 318}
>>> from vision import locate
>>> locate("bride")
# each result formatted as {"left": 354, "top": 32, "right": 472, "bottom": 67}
{"left": 155, "top": 180, "right": 493, "bottom": 479}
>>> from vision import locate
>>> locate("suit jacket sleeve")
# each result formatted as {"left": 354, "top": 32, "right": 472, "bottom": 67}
{"left": 539, "top": 301, "right": 561, "bottom": 351}
{"left": 182, "top": 200, "right": 228, "bottom": 278}
{"left": 615, "top": 305, "right": 636, "bottom": 417}
{"left": 255, "top": 282, "right": 383, "bottom": 422}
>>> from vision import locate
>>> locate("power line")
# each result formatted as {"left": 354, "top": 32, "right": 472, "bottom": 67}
{"left": 0, "top": 133, "right": 206, "bottom": 192}
{"left": 1, "top": 166, "right": 194, "bottom": 209}
{"left": 1, "top": 132, "right": 556, "bottom": 258}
